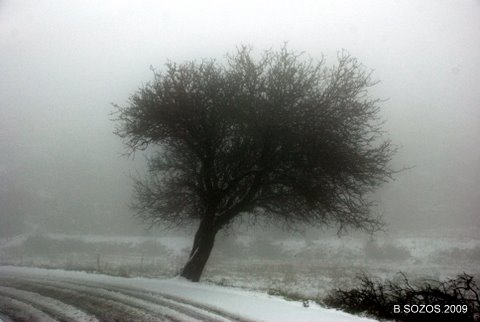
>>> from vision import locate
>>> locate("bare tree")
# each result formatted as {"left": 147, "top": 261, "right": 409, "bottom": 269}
{"left": 114, "top": 46, "right": 396, "bottom": 282}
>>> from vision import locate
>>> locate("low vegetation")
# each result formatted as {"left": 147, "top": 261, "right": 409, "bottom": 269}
{"left": 1, "top": 234, "right": 175, "bottom": 277}
{"left": 324, "top": 273, "right": 480, "bottom": 321}
{"left": 1, "top": 233, "right": 479, "bottom": 320}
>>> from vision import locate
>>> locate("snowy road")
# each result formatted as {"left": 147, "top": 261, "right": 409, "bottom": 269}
{"left": 0, "top": 266, "right": 376, "bottom": 321}
{"left": 0, "top": 274, "right": 241, "bottom": 321}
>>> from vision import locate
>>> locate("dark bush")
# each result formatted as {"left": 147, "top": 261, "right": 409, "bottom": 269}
{"left": 324, "top": 273, "right": 480, "bottom": 322}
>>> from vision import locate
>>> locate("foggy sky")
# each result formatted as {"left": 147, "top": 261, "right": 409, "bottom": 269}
{"left": 1, "top": 0, "right": 479, "bottom": 236}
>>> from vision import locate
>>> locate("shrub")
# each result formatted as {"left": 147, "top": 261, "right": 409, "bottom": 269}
{"left": 324, "top": 273, "right": 480, "bottom": 321}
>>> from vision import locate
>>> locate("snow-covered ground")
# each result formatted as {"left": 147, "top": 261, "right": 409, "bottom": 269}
{"left": 0, "top": 266, "right": 376, "bottom": 321}
{"left": 0, "top": 233, "right": 478, "bottom": 300}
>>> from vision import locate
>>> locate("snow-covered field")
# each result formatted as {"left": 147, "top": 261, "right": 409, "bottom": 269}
{"left": 0, "top": 266, "right": 375, "bottom": 321}
{"left": 0, "top": 232, "right": 479, "bottom": 320}
{"left": 1, "top": 233, "right": 479, "bottom": 293}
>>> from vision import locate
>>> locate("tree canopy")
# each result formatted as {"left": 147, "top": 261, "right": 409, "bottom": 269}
{"left": 114, "top": 46, "right": 395, "bottom": 281}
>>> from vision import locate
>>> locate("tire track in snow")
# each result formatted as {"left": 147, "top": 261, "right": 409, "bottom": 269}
{"left": 0, "top": 311, "right": 15, "bottom": 322}
{"left": 63, "top": 282, "right": 233, "bottom": 322}
{"left": 0, "top": 278, "right": 171, "bottom": 321}
{"left": 56, "top": 279, "right": 249, "bottom": 322}
{"left": 0, "top": 294, "right": 56, "bottom": 322}
{"left": 0, "top": 276, "right": 249, "bottom": 321}
{"left": 0, "top": 285, "right": 99, "bottom": 322}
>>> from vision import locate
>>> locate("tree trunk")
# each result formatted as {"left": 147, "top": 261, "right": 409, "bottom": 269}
{"left": 180, "top": 218, "right": 218, "bottom": 282}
